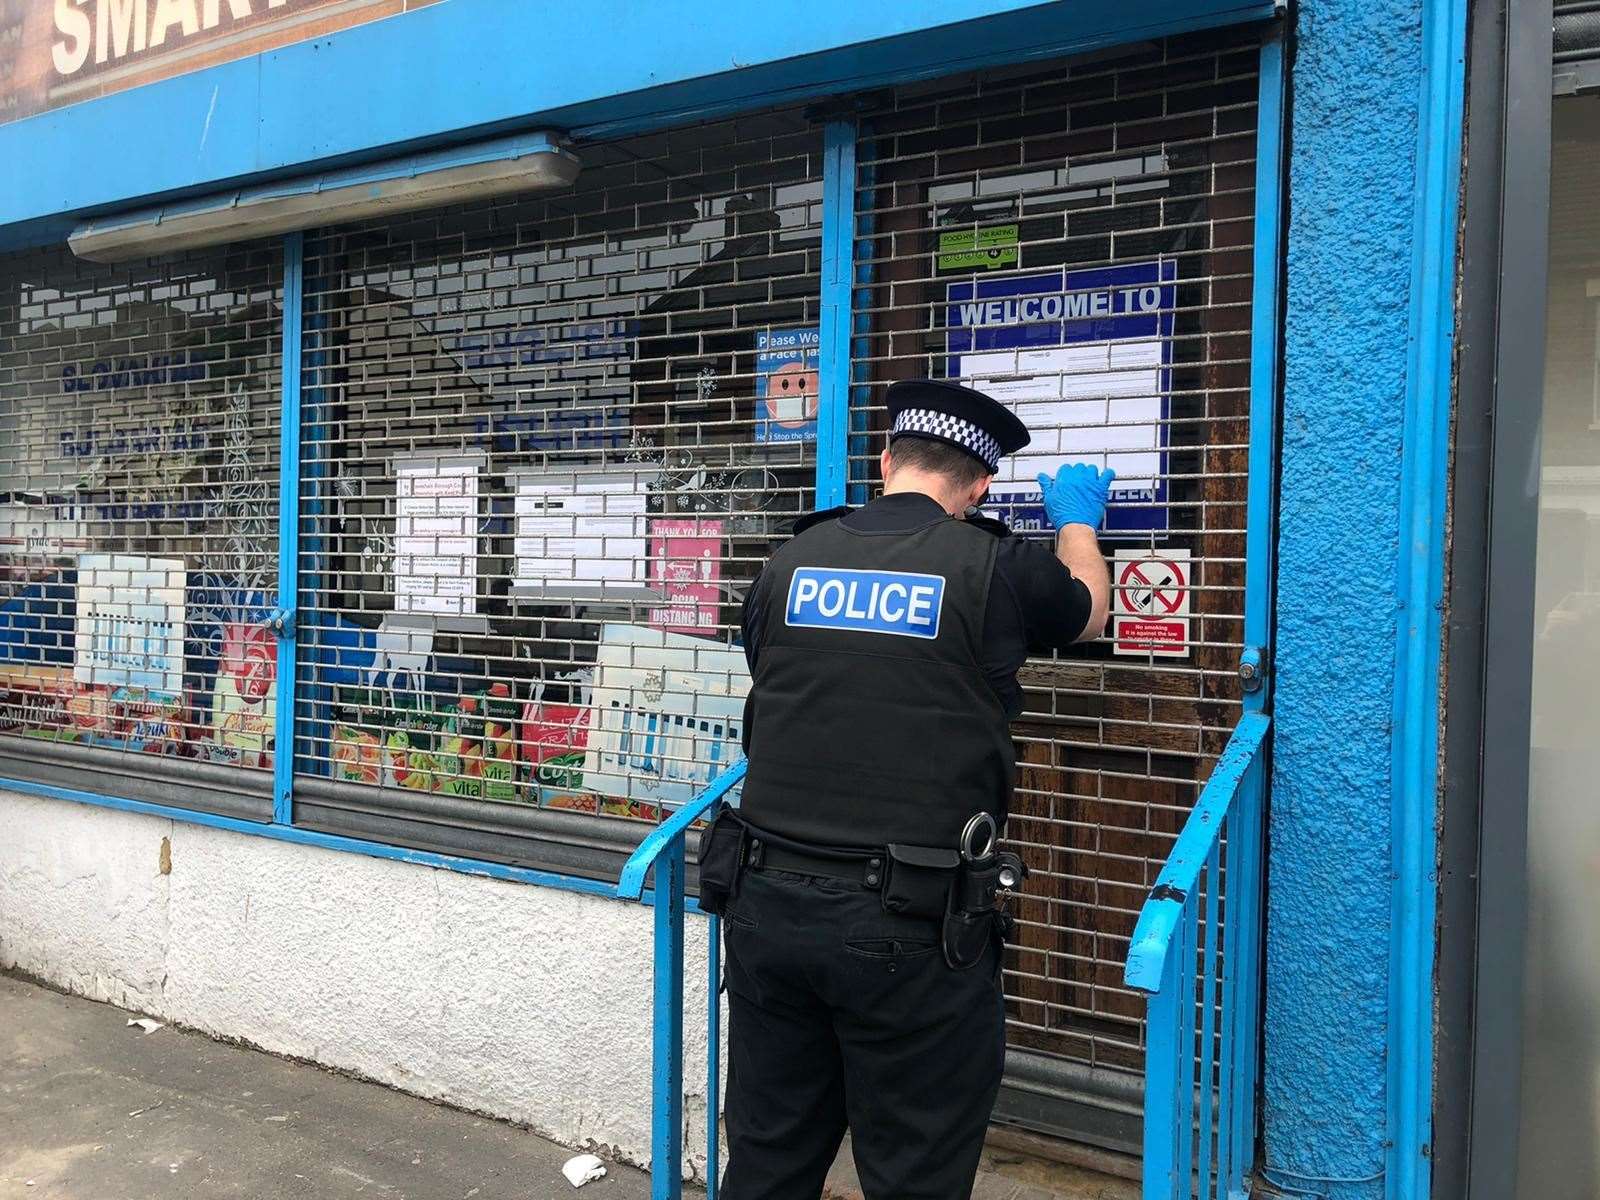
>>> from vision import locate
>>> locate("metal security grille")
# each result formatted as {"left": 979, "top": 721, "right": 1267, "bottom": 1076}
{"left": 1556, "top": 1, "right": 1600, "bottom": 91}
{"left": 0, "top": 242, "right": 285, "bottom": 817}
{"left": 293, "top": 111, "right": 822, "bottom": 865}
{"left": 850, "top": 32, "right": 1260, "bottom": 1102}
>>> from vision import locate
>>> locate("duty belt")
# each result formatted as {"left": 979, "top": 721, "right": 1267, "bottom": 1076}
{"left": 746, "top": 832, "right": 888, "bottom": 890}
{"left": 722, "top": 814, "right": 1029, "bottom": 971}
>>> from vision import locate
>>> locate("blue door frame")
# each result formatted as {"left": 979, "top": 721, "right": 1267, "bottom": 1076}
{"left": 1119, "top": 25, "right": 1286, "bottom": 1200}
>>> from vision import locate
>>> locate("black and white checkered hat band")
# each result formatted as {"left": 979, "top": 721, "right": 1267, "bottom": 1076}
{"left": 891, "top": 407, "right": 1003, "bottom": 471}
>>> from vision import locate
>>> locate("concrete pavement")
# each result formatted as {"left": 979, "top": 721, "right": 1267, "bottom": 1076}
{"left": 0, "top": 972, "right": 1135, "bottom": 1200}
{"left": 0, "top": 973, "right": 651, "bottom": 1200}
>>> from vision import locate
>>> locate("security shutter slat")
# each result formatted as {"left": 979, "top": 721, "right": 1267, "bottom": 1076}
{"left": 1557, "top": 1, "right": 1600, "bottom": 64}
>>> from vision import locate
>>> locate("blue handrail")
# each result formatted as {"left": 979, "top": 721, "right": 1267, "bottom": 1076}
{"left": 1123, "top": 712, "right": 1270, "bottom": 1200}
{"left": 617, "top": 758, "right": 748, "bottom": 900}
{"left": 616, "top": 757, "right": 747, "bottom": 1200}
{"left": 1124, "top": 713, "right": 1270, "bottom": 991}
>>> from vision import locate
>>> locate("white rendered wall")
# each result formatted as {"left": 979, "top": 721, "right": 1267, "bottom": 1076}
{"left": 0, "top": 790, "right": 716, "bottom": 1176}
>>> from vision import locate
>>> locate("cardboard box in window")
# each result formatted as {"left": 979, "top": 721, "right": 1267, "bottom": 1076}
{"left": 332, "top": 724, "right": 381, "bottom": 785}
{"left": 523, "top": 699, "right": 592, "bottom": 812}
{"left": 210, "top": 622, "right": 275, "bottom": 770}
{"left": 478, "top": 684, "right": 520, "bottom": 803}
{"left": 0, "top": 665, "right": 76, "bottom": 736}
{"left": 0, "top": 666, "right": 189, "bottom": 755}
{"left": 113, "top": 689, "right": 190, "bottom": 756}
{"left": 330, "top": 686, "right": 523, "bottom": 802}
{"left": 581, "top": 623, "right": 749, "bottom": 810}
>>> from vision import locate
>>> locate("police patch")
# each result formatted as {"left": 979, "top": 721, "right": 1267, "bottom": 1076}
{"left": 784, "top": 567, "right": 945, "bottom": 640}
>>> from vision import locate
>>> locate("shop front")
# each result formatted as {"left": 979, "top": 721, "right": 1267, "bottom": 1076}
{"left": 0, "top": 1, "right": 1468, "bottom": 1195}
{"left": 0, "top": 19, "right": 1274, "bottom": 1166}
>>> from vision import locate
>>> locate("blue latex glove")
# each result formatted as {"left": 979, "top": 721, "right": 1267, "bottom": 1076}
{"left": 1036, "top": 464, "right": 1116, "bottom": 530}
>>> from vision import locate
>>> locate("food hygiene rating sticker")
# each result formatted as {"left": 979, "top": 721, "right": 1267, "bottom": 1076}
{"left": 784, "top": 568, "right": 945, "bottom": 640}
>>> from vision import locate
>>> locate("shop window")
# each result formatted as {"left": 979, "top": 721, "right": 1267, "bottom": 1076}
{"left": 0, "top": 242, "right": 284, "bottom": 818}
{"left": 290, "top": 111, "right": 822, "bottom": 876}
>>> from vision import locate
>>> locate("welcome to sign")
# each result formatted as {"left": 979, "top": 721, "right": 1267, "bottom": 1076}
{"left": 0, "top": 0, "right": 441, "bottom": 126}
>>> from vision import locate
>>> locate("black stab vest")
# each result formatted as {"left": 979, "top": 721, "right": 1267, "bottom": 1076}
{"left": 739, "top": 507, "right": 1014, "bottom": 850}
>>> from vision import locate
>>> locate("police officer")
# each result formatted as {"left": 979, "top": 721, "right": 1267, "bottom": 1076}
{"left": 715, "top": 379, "right": 1114, "bottom": 1200}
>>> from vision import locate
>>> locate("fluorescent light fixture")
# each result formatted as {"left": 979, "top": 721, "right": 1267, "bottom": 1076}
{"left": 69, "top": 130, "right": 581, "bottom": 263}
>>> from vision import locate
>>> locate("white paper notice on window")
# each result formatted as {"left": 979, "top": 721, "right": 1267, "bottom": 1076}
{"left": 511, "top": 468, "right": 652, "bottom": 598}
{"left": 961, "top": 338, "right": 1164, "bottom": 491}
{"left": 394, "top": 459, "right": 480, "bottom": 617}
{"left": 73, "top": 553, "right": 187, "bottom": 695}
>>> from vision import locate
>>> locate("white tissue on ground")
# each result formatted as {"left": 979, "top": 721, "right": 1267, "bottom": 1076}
{"left": 561, "top": 1154, "right": 607, "bottom": 1188}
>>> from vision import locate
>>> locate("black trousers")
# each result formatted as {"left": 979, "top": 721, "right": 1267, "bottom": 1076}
{"left": 719, "top": 865, "right": 1006, "bottom": 1200}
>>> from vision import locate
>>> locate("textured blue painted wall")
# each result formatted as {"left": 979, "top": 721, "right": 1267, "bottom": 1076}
{"left": 1266, "top": 0, "right": 1423, "bottom": 1194}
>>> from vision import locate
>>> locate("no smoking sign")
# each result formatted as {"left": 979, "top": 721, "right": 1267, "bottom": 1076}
{"left": 1112, "top": 549, "right": 1191, "bottom": 657}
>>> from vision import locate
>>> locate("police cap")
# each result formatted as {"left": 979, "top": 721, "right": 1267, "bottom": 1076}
{"left": 886, "top": 379, "right": 1030, "bottom": 474}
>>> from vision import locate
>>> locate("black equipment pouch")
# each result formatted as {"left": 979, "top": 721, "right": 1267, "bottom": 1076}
{"left": 943, "top": 854, "right": 1022, "bottom": 970}
{"left": 695, "top": 804, "right": 745, "bottom": 918}
{"left": 957, "top": 859, "right": 1000, "bottom": 914}
{"left": 883, "top": 843, "right": 961, "bottom": 919}
{"left": 942, "top": 897, "right": 995, "bottom": 971}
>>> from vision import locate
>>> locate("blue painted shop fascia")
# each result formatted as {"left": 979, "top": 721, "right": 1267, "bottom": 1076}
{"left": 0, "top": 0, "right": 1278, "bottom": 248}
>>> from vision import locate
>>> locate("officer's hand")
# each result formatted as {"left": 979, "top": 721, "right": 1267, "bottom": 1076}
{"left": 1036, "top": 464, "right": 1117, "bottom": 530}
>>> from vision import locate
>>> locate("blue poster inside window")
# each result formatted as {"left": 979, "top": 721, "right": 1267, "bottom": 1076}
{"left": 755, "top": 328, "right": 820, "bottom": 444}
{"left": 947, "top": 260, "right": 1177, "bottom": 536}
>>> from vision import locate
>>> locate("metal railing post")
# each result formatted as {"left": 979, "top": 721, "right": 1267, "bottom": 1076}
{"left": 1144, "top": 951, "right": 1183, "bottom": 1197}
{"left": 1197, "top": 841, "right": 1221, "bottom": 1194}
{"left": 619, "top": 760, "right": 747, "bottom": 1198}
{"left": 651, "top": 837, "right": 687, "bottom": 1200}
{"left": 818, "top": 118, "right": 858, "bottom": 509}
{"left": 1229, "top": 752, "right": 1269, "bottom": 1179}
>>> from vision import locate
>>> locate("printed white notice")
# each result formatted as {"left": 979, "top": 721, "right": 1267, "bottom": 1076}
{"left": 512, "top": 469, "right": 650, "bottom": 596}
{"left": 73, "top": 554, "right": 187, "bottom": 694}
{"left": 961, "top": 339, "right": 1164, "bottom": 491}
{"left": 394, "top": 461, "right": 479, "bottom": 617}
{"left": 581, "top": 623, "right": 751, "bottom": 806}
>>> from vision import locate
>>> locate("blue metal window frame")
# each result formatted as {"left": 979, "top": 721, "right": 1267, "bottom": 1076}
{"left": 1387, "top": 0, "right": 1468, "bottom": 1195}
{"left": 270, "top": 231, "right": 304, "bottom": 825}
{"left": 1, "top": 102, "right": 873, "bottom": 909}
{"left": 1120, "top": 23, "right": 1287, "bottom": 1198}
{"left": 817, "top": 120, "right": 858, "bottom": 509}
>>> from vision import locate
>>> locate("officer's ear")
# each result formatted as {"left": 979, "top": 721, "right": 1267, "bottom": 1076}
{"left": 880, "top": 446, "right": 896, "bottom": 482}
{"left": 965, "top": 475, "right": 995, "bottom": 510}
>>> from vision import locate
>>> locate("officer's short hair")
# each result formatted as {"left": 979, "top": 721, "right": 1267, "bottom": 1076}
{"left": 887, "top": 435, "right": 993, "bottom": 488}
